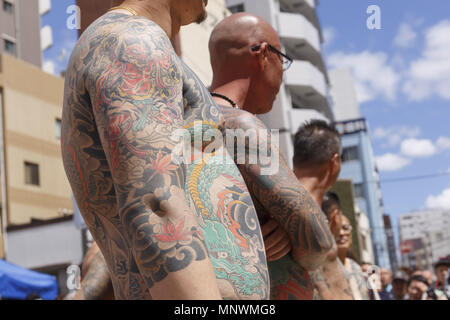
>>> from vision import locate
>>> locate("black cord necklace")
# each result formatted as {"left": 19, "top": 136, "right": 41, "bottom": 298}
{"left": 210, "top": 92, "right": 239, "bottom": 109}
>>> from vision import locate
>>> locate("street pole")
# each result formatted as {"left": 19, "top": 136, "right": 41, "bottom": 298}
{"left": 0, "top": 88, "right": 8, "bottom": 260}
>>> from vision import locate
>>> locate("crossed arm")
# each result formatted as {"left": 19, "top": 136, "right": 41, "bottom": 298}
{"left": 221, "top": 108, "right": 335, "bottom": 271}
{"left": 86, "top": 19, "right": 221, "bottom": 299}
{"left": 73, "top": 242, "right": 114, "bottom": 300}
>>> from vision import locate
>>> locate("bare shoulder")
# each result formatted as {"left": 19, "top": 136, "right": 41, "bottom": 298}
{"left": 68, "top": 12, "right": 180, "bottom": 87}
{"left": 219, "top": 106, "right": 268, "bottom": 130}
{"left": 348, "top": 258, "right": 364, "bottom": 273}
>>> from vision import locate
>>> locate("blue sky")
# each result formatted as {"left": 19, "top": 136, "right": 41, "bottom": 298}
{"left": 41, "top": 0, "right": 450, "bottom": 236}
{"left": 316, "top": 0, "right": 450, "bottom": 233}
{"left": 41, "top": 0, "right": 77, "bottom": 76}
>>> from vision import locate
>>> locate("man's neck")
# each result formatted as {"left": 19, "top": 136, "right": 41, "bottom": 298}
{"left": 295, "top": 174, "right": 329, "bottom": 206}
{"left": 338, "top": 249, "right": 347, "bottom": 265}
{"left": 210, "top": 79, "right": 250, "bottom": 109}
{"left": 121, "top": 0, "right": 178, "bottom": 39}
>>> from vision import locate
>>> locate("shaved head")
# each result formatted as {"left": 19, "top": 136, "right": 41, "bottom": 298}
{"left": 209, "top": 13, "right": 283, "bottom": 114}
{"left": 209, "top": 13, "right": 280, "bottom": 74}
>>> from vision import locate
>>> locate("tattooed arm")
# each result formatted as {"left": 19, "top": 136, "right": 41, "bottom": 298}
{"left": 87, "top": 20, "right": 221, "bottom": 299}
{"left": 221, "top": 108, "right": 334, "bottom": 271}
{"left": 73, "top": 242, "right": 114, "bottom": 300}
{"left": 309, "top": 250, "right": 354, "bottom": 300}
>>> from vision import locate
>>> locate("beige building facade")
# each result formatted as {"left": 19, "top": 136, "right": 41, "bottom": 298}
{"left": 178, "top": 0, "right": 230, "bottom": 85}
{"left": 0, "top": 53, "right": 75, "bottom": 261}
{"left": 0, "top": 0, "right": 43, "bottom": 67}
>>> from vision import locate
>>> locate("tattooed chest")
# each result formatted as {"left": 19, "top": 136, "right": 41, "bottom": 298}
{"left": 184, "top": 151, "right": 269, "bottom": 299}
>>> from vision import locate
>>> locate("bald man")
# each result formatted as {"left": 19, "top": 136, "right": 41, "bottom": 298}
{"left": 72, "top": 12, "right": 334, "bottom": 300}
{"left": 208, "top": 13, "right": 337, "bottom": 300}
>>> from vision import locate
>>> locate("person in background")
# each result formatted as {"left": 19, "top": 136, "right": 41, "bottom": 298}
{"left": 407, "top": 274, "right": 430, "bottom": 300}
{"left": 391, "top": 270, "right": 409, "bottom": 300}
{"left": 323, "top": 193, "right": 371, "bottom": 300}
{"left": 379, "top": 268, "right": 394, "bottom": 300}
{"left": 292, "top": 121, "right": 354, "bottom": 300}
{"left": 421, "top": 270, "right": 435, "bottom": 287}
{"left": 360, "top": 262, "right": 372, "bottom": 275}
{"left": 433, "top": 256, "right": 450, "bottom": 294}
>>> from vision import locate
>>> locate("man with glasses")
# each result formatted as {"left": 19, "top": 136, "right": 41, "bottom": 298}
{"left": 208, "top": 13, "right": 335, "bottom": 300}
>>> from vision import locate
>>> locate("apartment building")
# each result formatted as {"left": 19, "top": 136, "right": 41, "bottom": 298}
{"left": 0, "top": 53, "right": 82, "bottom": 295}
{"left": 399, "top": 209, "right": 450, "bottom": 269}
{"left": 0, "top": 0, "right": 83, "bottom": 296}
{"left": 0, "top": 0, "right": 46, "bottom": 67}
{"left": 384, "top": 214, "right": 398, "bottom": 271}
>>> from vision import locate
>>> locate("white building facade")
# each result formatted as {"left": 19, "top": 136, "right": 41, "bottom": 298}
{"left": 355, "top": 205, "right": 375, "bottom": 264}
{"left": 178, "top": 0, "right": 230, "bottom": 85}
{"left": 399, "top": 209, "right": 450, "bottom": 268}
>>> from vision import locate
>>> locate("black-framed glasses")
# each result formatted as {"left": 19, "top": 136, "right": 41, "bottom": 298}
{"left": 251, "top": 44, "right": 293, "bottom": 71}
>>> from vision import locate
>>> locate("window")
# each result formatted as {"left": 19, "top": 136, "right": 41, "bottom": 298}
{"left": 228, "top": 4, "right": 244, "bottom": 14}
{"left": 3, "top": 0, "right": 13, "bottom": 14}
{"left": 341, "top": 146, "right": 359, "bottom": 162}
{"left": 361, "top": 234, "right": 368, "bottom": 251}
{"left": 353, "top": 183, "right": 364, "bottom": 199}
{"left": 55, "top": 118, "right": 62, "bottom": 140}
{"left": 4, "top": 39, "right": 15, "bottom": 54}
{"left": 25, "top": 162, "right": 40, "bottom": 186}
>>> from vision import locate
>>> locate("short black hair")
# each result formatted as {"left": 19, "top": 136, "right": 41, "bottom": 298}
{"left": 293, "top": 120, "right": 341, "bottom": 167}
{"left": 322, "top": 191, "right": 341, "bottom": 220}
{"left": 408, "top": 275, "right": 429, "bottom": 288}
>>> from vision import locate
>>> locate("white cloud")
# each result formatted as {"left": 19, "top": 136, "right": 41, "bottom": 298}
{"left": 436, "top": 136, "right": 450, "bottom": 150}
{"left": 394, "top": 23, "right": 417, "bottom": 48}
{"left": 375, "top": 153, "right": 412, "bottom": 172}
{"left": 327, "top": 51, "right": 400, "bottom": 104}
{"left": 42, "top": 60, "right": 56, "bottom": 75}
{"left": 426, "top": 188, "right": 450, "bottom": 209}
{"left": 323, "top": 27, "right": 336, "bottom": 48}
{"left": 400, "top": 138, "right": 437, "bottom": 158}
{"left": 403, "top": 20, "right": 450, "bottom": 101}
{"left": 373, "top": 125, "right": 421, "bottom": 147}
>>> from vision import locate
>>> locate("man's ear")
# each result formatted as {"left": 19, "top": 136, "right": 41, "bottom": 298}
{"left": 252, "top": 43, "right": 269, "bottom": 71}
{"left": 330, "top": 153, "right": 341, "bottom": 175}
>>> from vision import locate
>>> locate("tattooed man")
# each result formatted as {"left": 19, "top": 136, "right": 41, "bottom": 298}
{"left": 293, "top": 122, "right": 354, "bottom": 300}
{"left": 62, "top": 0, "right": 271, "bottom": 299}
{"left": 207, "top": 13, "right": 335, "bottom": 300}
{"left": 62, "top": 0, "right": 334, "bottom": 300}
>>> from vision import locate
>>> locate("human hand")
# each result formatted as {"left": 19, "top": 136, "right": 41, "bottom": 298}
{"left": 261, "top": 219, "right": 292, "bottom": 262}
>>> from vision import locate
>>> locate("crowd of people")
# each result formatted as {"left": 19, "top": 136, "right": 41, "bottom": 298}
{"left": 61, "top": 0, "right": 449, "bottom": 300}
{"left": 373, "top": 256, "right": 450, "bottom": 300}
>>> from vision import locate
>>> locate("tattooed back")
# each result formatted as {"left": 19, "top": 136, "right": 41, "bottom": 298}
{"left": 61, "top": 12, "right": 269, "bottom": 299}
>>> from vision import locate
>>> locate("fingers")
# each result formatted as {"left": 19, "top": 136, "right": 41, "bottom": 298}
{"left": 266, "top": 236, "right": 292, "bottom": 262}
{"left": 261, "top": 219, "right": 279, "bottom": 237}
{"left": 262, "top": 219, "right": 292, "bottom": 262}
{"left": 264, "top": 225, "right": 287, "bottom": 250}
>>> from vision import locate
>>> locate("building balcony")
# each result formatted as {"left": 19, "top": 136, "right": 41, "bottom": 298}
{"left": 289, "top": 108, "right": 329, "bottom": 132}
{"left": 278, "top": 12, "right": 320, "bottom": 52}
{"left": 277, "top": 11, "right": 327, "bottom": 76}
{"left": 284, "top": 60, "right": 331, "bottom": 118}
{"left": 279, "top": 0, "right": 320, "bottom": 31}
